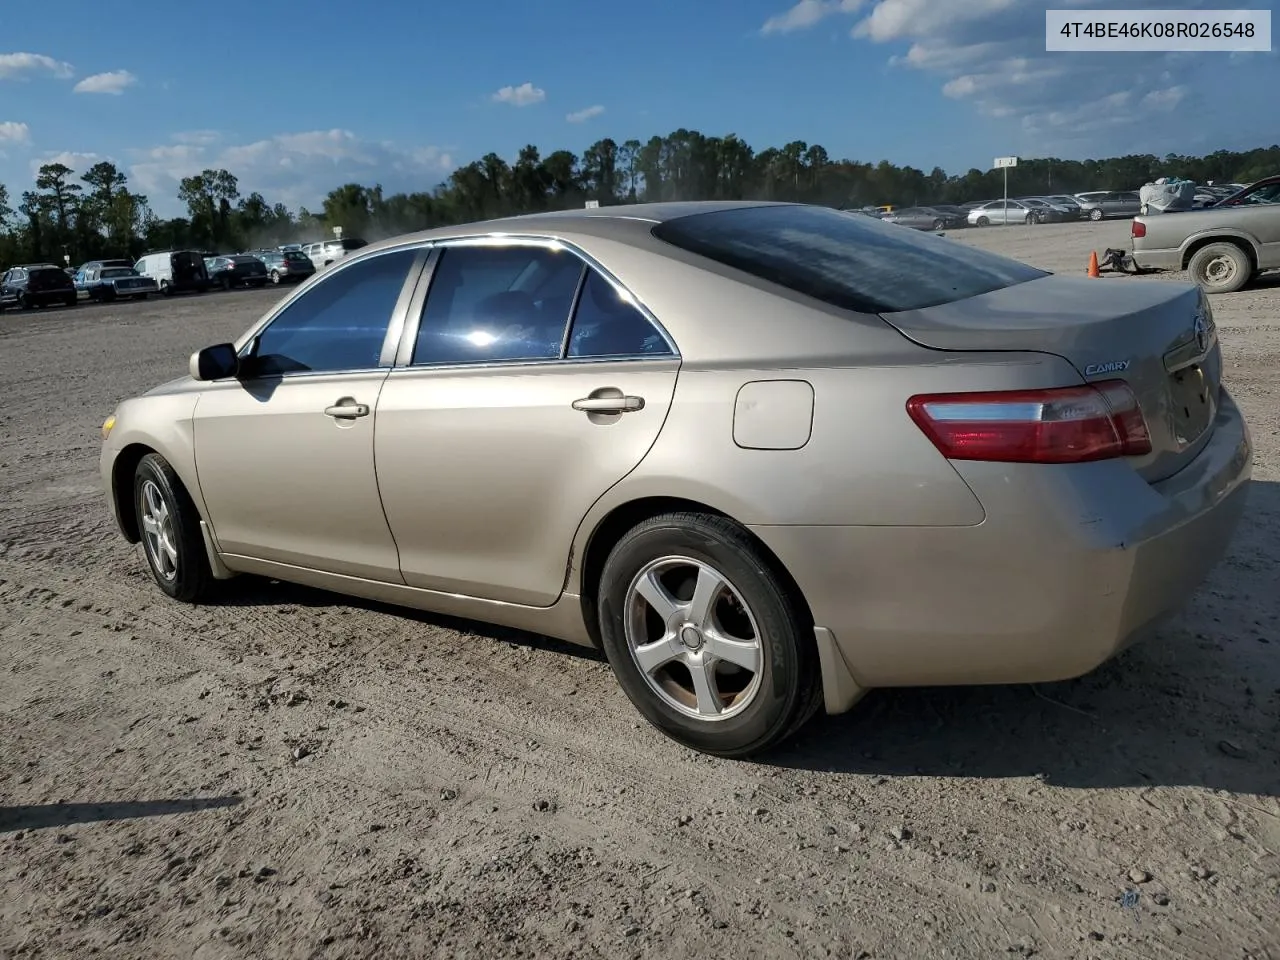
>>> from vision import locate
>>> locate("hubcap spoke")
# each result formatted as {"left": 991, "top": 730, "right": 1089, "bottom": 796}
{"left": 140, "top": 479, "right": 178, "bottom": 581}
{"left": 687, "top": 566, "right": 725, "bottom": 629}
{"left": 687, "top": 655, "right": 723, "bottom": 716}
{"left": 634, "top": 570, "right": 679, "bottom": 622}
{"left": 705, "top": 630, "right": 761, "bottom": 673}
{"left": 634, "top": 635, "right": 680, "bottom": 675}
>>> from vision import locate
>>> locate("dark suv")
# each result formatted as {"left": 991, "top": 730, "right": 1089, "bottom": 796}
{"left": 1, "top": 263, "right": 78, "bottom": 309}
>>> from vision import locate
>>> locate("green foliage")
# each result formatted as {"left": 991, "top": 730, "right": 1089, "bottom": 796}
{"left": 1, "top": 134, "right": 1277, "bottom": 266}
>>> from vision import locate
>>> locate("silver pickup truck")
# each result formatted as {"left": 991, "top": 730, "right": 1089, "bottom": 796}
{"left": 1129, "top": 175, "right": 1280, "bottom": 293}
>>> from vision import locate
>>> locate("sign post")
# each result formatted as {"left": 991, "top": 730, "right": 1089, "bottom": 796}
{"left": 994, "top": 156, "right": 1018, "bottom": 224}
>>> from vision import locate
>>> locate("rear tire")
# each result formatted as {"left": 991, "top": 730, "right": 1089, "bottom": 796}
{"left": 1188, "top": 242, "right": 1251, "bottom": 294}
{"left": 132, "top": 453, "right": 217, "bottom": 603}
{"left": 160, "top": 280, "right": 172, "bottom": 297}
{"left": 597, "top": 512, "right": 822, "bottom": 758}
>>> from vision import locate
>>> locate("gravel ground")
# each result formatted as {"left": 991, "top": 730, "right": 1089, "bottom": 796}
{"left": 2, "top": 220, "right": 1278, "bottom": 960}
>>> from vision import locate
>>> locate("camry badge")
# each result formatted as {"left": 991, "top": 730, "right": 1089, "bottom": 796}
{"left": 1084, "top": 360, "right": 1131, "bottom": 376}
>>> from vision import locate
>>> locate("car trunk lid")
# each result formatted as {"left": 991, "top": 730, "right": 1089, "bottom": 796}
{"left": 879, "top": 274, "right": 1220, "bottom": 483}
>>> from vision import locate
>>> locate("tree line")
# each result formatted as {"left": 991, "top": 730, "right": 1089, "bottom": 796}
{"left": 1, "top": 131, "right": 1277, "bottom": 266}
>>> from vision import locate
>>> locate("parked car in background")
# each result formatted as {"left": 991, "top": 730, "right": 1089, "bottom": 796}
{"left": 204, "top": 254, "right": 270, "bottom": 290}
{"left": 99, "top": 200, "right": 1251, "bottom": 758}
{"left": 255, "top": 248, "right": 317, "bottom": 284}
{"left": 75, "top": 264, "right": 159, "bottom": 302}
{"left": 928, "top": 204, "right": 971, "bottom": 223}
{"left": 880, "top": 206, "right": 961, "bottom": 231}
{"left": 302, "top": 237, "right": 368, "bottom": 270}
{"left": 1016, "top": 198, "right": 1071, "bottom": 223}
{"left": 966, "top": 199, "right": 1036, "bottom": 226}
{"left": 1074, "top": 191, "right": 1142, "bottom": 220}
{"left": 1130, "top": 174, "right": 1280, "bottom": 293}
{"left": 135, "top": 250, "right": 211, "bottom": 296}
{"left": 1041, "top": 195, "right": 1085, "bottom": 218}
{"left": 1, "top": 263, "right": 78, "bottom": 309}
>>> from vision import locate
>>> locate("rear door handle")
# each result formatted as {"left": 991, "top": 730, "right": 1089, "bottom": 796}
{"left": 572, "top": 395, "right": 645, "bottom": 414}
{"left": 324, "top": 401, "right": 370, "bottom": 419}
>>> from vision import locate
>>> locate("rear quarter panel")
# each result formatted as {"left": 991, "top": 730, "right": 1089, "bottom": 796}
{"left": 568, "top": 346, "right": 1086, "bottom": 592}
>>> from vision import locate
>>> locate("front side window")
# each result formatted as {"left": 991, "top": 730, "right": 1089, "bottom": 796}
{"left": 244, "top": 248, "right": 418, "bottom": 377}
{"left": 412, "top": 244, "right": 583, "bottom": 365}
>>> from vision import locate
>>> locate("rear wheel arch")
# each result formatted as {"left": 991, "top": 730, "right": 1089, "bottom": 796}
{"left": 1181, "top": 235, "right": 1258, "bottom": 272}
{"left": 576, "top": 496, "right": 816, "bottom": 651}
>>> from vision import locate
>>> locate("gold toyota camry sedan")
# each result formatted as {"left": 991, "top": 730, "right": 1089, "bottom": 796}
{"left": 100, "top": 201, "right": 1252, "bottom": 758}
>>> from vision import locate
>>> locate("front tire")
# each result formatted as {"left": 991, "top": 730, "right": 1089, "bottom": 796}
{"left": 133, "top": 453, "right": 217, "bottom": 603}
{"left": 976, "top": 216, "right": 989, "bottom": 226}
{"left": 597, "top": 512, "right": 821, "bottom": 758}
{"left": 1089, "top": 207, "right": 1104, "bottom": 221}
{"left": 1188, "top": 242, "right": 1251, "bottom": 294}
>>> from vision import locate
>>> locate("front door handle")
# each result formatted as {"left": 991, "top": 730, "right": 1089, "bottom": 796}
{"left": 572, "top": 395, "right": 645, "bottom": 414}
{"left": 324, "top": 400, "right": 370, "bottom": 419}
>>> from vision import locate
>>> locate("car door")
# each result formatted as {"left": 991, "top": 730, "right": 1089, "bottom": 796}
{"left": 192, "top": 245, "right": 426, "bottom": 581}
{"left": 374, "top": 238, "right": 681, "bottom": 607}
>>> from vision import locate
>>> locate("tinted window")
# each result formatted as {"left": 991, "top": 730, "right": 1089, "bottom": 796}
{"left": 568, "top": 269, "right": 671, "bottom": 359}
{"left": 101, "top": 268, "right": 133, "bottom": 278}
{"left": 653, "top": 204, "right": 1045, "bottom": 314}
{"left": 284, "top": 251, "right": 309, "bottom": 262}
{"left": 246, "top": 248, "right": 418, "bottom": 376}
{"left": 412, "top": 245, "right": 583, "bottom": 365}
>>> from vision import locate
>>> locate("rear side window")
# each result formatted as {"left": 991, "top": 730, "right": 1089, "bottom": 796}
{"left": 567, "top": 270, "right": 671, "bottom": 358}
{"left": 413, "top": 245, "right": 583, "bottom": 365}
{"left": 651, "top": 204, "right": 1046, "bottom": 314}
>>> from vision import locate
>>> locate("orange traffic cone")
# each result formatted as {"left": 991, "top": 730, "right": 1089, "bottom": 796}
{"left": 1087, "top": 250, "right": 1100, "bottom": 278}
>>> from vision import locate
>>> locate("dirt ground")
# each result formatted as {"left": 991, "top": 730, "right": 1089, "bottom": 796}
{"left": 2, "top": 220, "right": 1278, "bottom": 960}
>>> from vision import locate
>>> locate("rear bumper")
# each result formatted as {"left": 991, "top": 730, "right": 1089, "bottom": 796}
{"left": 752, "top": 390, "right": 1252, "bottom": 689}
{"left": 1130, "top": 245, "right": 1182, "bottom": 270}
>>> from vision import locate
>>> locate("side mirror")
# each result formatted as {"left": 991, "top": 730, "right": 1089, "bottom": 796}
{"left": 189, "top": 343, "right": 240, "bottom": 381}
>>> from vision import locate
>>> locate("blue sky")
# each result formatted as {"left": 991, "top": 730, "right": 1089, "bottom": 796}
{"left": 0, "top": 0, "right": 1275, "bottom": 217}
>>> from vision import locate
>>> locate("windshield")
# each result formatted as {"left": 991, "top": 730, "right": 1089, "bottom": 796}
{"left": 101, "top": 268, "right": 134, "bottom": 278}
{"left": 651, "top": 204, "right": 1046, "bottom": 314}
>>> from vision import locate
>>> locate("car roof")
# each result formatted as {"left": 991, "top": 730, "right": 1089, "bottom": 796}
{"left": 353, "top": 200, "right": 794, "bottom": 257}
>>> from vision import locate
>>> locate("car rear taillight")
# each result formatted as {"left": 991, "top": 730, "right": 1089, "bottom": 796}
{"left": 906, "top": 381, "right": 1151, "bottom": 464}
{"left": 1131, "top": 221, "right": 1146, "bottom": 238}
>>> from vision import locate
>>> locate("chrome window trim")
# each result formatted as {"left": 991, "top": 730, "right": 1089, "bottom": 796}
{"left": 391, "top": 232, "right": 680, "bottom": 371}
{"left": 229, "top": 242, "right": 430, "bottom": 381}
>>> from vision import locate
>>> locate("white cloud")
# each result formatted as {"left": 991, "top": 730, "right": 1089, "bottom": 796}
{"left": 30, "top": 150, "right": 103, "bottom": 175}
{"left": 0, "top": 121, "right": 31, "bottom": 144}
{"left": 759, "top": 0, "right": 1244, "bottom": 155}
{"left": 761, "top": 0, "right": 864, "bottom": 35}
{"left": 491, "top": 82, "right": 546, "bottom": 107}
{"left": 566, "top": 105, "right": 605, "bottom": 123}
{"left": 73, "top": 70, "right": 137, "bottom": 95}
{"left": 128, "top": 128, "right": 455, "bottom": 216}
{"left": 0, "top": 52, "right": 74, "bottom": 80}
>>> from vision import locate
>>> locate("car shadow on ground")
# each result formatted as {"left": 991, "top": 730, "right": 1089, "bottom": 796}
{"left": 0, "top": 796, "right": 242, "bottom": 833}
{"left": 202, "top": 577, "right": 604, "bottom": 663}
{"left": 192, "top": 478, "right": 1275, "bottom": 794}
{"left": 765, "top": 478, "right": 1279, "bottom": 796}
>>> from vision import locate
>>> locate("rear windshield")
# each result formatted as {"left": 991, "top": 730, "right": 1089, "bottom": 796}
{"left": 230, "top": 255, "right": 260, "bottom": 264}
{"left": 31, "top": 268, "right": 66, "bottom": 281}
{"left": 172, "top": 252, "right": 202, "bottom": 267}
{"left": 650, "top": 204, "right": 1046, "bottom": 314}
{"left": 284, "top": 251, "right": 309, "bottom": 262}
{"left": 339, "top": 238, "right": 367, "bottom": 251}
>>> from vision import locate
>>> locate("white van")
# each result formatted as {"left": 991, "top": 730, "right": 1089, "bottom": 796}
{"left": 302, "top": 237, "right": 368, "bottom": 270}
{"left": 134, "top": 250, "right": 211, "bottom": 296}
